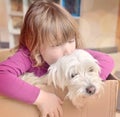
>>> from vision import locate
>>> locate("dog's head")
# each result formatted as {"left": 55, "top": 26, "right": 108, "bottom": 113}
{"left": 47, "top": 49, "right": 103, "bottom": 101}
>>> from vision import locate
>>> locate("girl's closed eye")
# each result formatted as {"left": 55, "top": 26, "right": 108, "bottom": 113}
{"left": 68, "top": 39, "right": 75, "bottom": 43}
{"left": 51, "top": 43, "right": 63, "bottom": 47}
{"left": 50, "top": 38, "right": 75, "bottom": 48}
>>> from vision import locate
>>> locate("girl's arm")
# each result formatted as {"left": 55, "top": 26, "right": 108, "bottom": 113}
{"left": 86, "top": 49, "right": 114, "bottom": 80}
{"left": 0, "top": 48, "right": 40, "bottom": 104}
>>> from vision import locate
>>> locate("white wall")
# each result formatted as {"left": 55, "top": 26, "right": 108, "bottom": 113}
{"left": 79, "top": 0, "right": 119, "bottom": 49}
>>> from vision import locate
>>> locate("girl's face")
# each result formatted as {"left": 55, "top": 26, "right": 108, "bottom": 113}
{"left": 40, "top": 38, "right": 76, "bottom": 65}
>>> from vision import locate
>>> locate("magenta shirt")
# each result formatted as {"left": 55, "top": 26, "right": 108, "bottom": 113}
{"left": 0, "top": 48, "right": 114, "bottom": 104}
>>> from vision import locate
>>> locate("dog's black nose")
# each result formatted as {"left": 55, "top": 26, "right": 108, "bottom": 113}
{"left": 86, "top": 85, "right": 96, "bottom": 95}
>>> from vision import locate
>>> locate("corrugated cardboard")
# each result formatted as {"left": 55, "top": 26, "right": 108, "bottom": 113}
{"left": 0, "top": 76, "right": 118, "bottom": 117}
{"left": 116, "top": 77, "right": 120, "bottom": 112}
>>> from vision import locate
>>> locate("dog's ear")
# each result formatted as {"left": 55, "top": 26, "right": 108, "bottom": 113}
{"left": 47, "top": 63, "right": 66, "bottom": 90}
{"left": 47, "top": 64, "right": 57, "bottom": 87}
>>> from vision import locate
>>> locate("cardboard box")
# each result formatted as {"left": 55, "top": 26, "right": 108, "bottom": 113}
{"left": 0, "top": 49, "right": 119, "bottom": 117}
{"left": 109, "top": 53, "right": 120, "bottom": 112}
{"left": 0, "top": 75, "right": 118, "bottom": 117}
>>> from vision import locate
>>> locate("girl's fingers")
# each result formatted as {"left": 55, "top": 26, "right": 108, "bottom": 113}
{"left": 41, "top": 113, "right": 47, "bottom": 117}
{"left": 57, "top": 104, "right": 63, "bottom": 117}
{"left": 54, "top": 109, "right": 59, "bottom": 117}
{"left": 49, "top": 112, "right": 55, "bottom": 117}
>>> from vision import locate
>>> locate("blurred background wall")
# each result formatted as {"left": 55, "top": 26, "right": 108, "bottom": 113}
{"left": 80, "top": 0, "right": 119, "bottom": 51}
{"left": 0, "top": 0, "right": 120, "bottom": 52}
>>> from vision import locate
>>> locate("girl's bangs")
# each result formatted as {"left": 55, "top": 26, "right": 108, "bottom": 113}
{"left": 44, "top": 23, "right": 76, "bottom": 47}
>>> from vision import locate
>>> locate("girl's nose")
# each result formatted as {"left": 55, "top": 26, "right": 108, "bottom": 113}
{"left": 63, "top": 43, "right": 73, "bottom": 55}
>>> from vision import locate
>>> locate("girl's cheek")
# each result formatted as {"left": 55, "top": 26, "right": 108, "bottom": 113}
{"left": 50, "top": 54, "right": 63, "bottom": 64}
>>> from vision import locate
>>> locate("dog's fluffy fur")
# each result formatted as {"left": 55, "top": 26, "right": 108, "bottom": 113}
{"left": 21, "top": 49, "right": 104, "bottom": 108}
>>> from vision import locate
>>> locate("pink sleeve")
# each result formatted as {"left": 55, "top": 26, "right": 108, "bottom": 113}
{"left": 0, "top": 48, "right": 40, "bottom": 104}
{"left": 86, "top": 49, "right": 114, "bottom": 80}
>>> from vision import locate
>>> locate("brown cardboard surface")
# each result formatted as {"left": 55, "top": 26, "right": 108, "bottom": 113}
{"left": 0, "top": 80, "right": 118, "bottom": 117}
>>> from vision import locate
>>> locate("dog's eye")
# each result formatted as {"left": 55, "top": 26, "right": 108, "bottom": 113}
{"left": 88, "top": 67, "right": 94, "bottom": 72}
{"left": 71, "top": 73, "right": 78, "bottom": 78}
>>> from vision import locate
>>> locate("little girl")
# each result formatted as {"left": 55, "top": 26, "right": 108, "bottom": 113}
{"left": 0, "top": 0, "right": 114, "bottom": 117}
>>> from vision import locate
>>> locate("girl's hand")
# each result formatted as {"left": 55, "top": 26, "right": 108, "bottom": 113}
{"left": 34, "top": 90, "right": 63, "bottom": 117}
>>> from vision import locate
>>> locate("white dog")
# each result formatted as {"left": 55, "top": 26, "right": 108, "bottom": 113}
{"left": 21, "top": 49, "right": 103, "bottom": 108}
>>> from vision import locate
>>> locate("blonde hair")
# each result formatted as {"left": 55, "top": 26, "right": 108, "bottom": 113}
{"left": 18, "top": 0, "right": 84, "bottom": 66}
